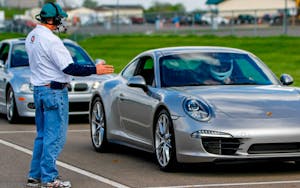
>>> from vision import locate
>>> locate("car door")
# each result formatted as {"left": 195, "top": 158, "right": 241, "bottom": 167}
{"left": 0, "top": 42, "right": 10, "bottom": 112}
{"left": 117, "top": 56, "right": 156, "bottom": 148}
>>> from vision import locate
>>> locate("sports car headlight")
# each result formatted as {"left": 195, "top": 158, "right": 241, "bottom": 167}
{"left": 20, "top": 83, "right": 33, "bottom": 93}
{"left": 183, "top": 98, "right": 211, "bottom": 121}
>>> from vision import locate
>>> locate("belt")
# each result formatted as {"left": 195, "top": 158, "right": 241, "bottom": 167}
{"left": 45, "top": 82, "right": 69, "bottom": 90}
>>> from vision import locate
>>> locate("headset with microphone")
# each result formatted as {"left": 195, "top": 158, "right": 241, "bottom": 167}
{"left": 49, "top": 2, "right": 62, "bottom": 25}
{"left": 37, "top": 2, "right": 61, "bottom": 25}
{"left": 35, "top": 2, "right": 67, "bottom": 32}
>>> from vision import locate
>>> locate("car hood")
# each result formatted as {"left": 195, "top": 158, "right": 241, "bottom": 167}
{"left": 71, "top": 73, "right": 117, "bottom": 82}
{"left": 171, "top": 85, "right": 300, "bottom": 119}
{"left": 11, "top": 67, "right": 117, "bottom": 83}
{"left": 11, "top": 67, "right": 31, "bottom": 80}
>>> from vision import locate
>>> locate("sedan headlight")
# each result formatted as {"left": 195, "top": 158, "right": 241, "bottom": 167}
{"left": 183, "top": 98, "right": 211, "bottom": 121}
{"left": 20, "top": 83, "right": 33, "bottom": 93}
{"left": 92, "top": 81, "right": 100, "bottom": 90}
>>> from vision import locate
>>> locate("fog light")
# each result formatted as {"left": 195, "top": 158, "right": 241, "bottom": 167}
{"left": 27, "top": 103, "right": 35, "bottom": 109}
{"left": 191, "top": 130, "right": 232, "bottom": 139}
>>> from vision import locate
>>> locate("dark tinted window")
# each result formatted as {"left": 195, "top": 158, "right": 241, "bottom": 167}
{"left": 0, "top": 43, "right": 10, "bottom": 63}
{"left": 11, "top": 43, "right": 28, "bottom": 67}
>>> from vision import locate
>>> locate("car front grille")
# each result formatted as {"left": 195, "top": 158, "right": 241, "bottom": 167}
{"left": 74, "top": 83, "right": 88, "bottom": 91}
{"left": 69, "top": 102, "right": 89, "bottom": 112}
{"left": 248, "top": 143, "right": 300, "bottom": 154}
{"left": 202, "top": 137, "right": 241, "bottom": 155}
{"left": 68, "top": 83, "right": 89, "bottom": 92}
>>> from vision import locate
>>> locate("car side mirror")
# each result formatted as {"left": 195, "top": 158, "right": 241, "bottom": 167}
{"left": 127, "top": 75, "right": 148, "bottom": 92}
{"left": 280, "top": 73, "right": 293, "bottom": 85}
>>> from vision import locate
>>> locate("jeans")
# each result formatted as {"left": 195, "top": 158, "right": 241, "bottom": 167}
{"left": 28, "top": 86, "right": 69, "bottom": 183}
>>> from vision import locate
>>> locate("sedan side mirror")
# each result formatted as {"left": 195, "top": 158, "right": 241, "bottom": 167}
{"left": 280, "top": 74, "right": 294, "bottom": 86}
{"left": 127, "top": 75, "right": 148, "bottom": 92}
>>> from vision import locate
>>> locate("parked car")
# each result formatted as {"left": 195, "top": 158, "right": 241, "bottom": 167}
{"left": 130, "top": 16, "right": 145, "bottom": 24}
{"left": 232, "top": 14, "right": 257, "bottom": 24}
{"left": 201, "top": 14, "right": 229, "bottom": 25}
{"left": 269, "top": 12, "right": 291, "bottom": 26}
{"left": 112, "top": 17, "right": 132, "bottom": 25}
{"left": 0, "top": 38, "right": 113, "bottom": 123}
{"left": 89, "top": 46, "right": 300, "bottom": 171}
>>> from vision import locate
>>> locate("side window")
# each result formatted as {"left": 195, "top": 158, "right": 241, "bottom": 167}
{"left": 136, "top": 57, "right": 155, "bottom": 86}
{"left": 11, "top": 43, "right": 29, "bottom": 67}
{"left": 122, "top": 56, "right": 155, "bottom": 86}
{"left": 0, "top": 43, "right": 10, "bottom": 63}
{"left": 122, "top": 59, "right": 139, "bottom": 79}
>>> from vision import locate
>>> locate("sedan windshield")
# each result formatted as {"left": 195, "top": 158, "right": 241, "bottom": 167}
{"left": 159, "top": 52, "right": 278, "bottom": 87}
{"left": 11, "top": 43, "right": 94, "bottom": 67}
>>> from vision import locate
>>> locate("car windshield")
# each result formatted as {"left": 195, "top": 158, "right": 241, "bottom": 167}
{"left": 11, "top": 42, "right": 94, "bottom": 67}
{"left": 159, "top": 52, "right": 278, "bottom": 87}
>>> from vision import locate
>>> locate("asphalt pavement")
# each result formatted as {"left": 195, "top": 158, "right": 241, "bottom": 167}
{"left": 1, "top": 115, "right": 300, "bottom": 188}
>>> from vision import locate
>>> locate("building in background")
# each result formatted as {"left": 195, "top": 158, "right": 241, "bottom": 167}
{"left": 2, "top": 0, "right": 40, "bottom": 8}
{"left": 206, "top": 0, "right": 297, "bottom": 17}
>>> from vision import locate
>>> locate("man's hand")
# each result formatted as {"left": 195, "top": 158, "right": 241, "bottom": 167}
{"left": 96, "top": 63, "right": 114, "bottom": 75}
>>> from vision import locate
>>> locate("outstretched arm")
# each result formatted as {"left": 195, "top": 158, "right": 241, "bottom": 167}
{"left": 63, "top": 62, "right": 114, "bottom": 76}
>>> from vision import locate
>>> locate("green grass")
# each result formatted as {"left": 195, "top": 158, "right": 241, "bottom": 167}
{"left": 2, "top": 33, "right": 300, "bottom": 86}
{"left": 0, "top": 8, "right": 26, "bottom": 19}
{"left": 0, "top": 33, "right": 25, "bottom": 40}
{"left": 78, "top": 35, "right": 300, "bottom": 86}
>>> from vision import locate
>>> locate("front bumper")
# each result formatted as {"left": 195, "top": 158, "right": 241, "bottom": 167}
{"left": 173, "top": 116, "right": 300, "bottom": 163}
{"left": 15, "top": 92, "right": 92, "bottom": 117}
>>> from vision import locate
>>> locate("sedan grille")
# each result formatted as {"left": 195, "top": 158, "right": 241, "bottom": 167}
{"left": 67, "top": 83, "right": 89, "bottom": 92}
{"left": 248, "top": 143, "right": 300, "bottom": 154}
{"left": 202, "top": 137, "right": 241, "bottom": 155}
{"left": 74, "top": 83, "right": 88, "bottom": 92}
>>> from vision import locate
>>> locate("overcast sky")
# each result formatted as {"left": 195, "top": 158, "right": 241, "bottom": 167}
{"left": 61, "top": 0, "right": 208, "bottom": 11}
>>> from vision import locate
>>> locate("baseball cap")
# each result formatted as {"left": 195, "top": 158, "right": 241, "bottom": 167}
{"left": 40, "top": 2, "right": 68, "bottom": 18}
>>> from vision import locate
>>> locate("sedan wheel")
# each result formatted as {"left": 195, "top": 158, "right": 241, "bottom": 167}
{"left": 155, "top": 109, "right": 177, "bottom": 171}
{"left": 90, "top": 97, "right": 108, "bottom": 152}
{"left": 6, "top": 87, "right": 19, "bottom": 124}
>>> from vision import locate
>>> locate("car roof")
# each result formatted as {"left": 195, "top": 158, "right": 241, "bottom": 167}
{"left": 0, "top": 38, "right": 26, "bottom": 45}
{"left": 143, "top": 46, "right": 251, "bottom": 56}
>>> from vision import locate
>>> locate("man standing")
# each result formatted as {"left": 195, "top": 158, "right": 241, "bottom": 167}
{"left": 25, "top": 2, "right": 114, "bottom": 188}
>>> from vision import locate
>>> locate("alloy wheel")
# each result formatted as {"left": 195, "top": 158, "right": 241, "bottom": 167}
{"left": 90, "top": 98, "right": 108, "bottom": 151}
{"left": 6, "top": 88, "right": 19, "bottom": 123}
{"left": 155, "top": 110, "right": 176, "bottom": 170}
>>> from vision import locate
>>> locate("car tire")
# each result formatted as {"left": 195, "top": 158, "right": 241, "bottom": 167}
{"left": 6, "top": 87, "right": 19, "bottom": 124}
{"left": 90, "top": 97, "right": 109, "bottom": 152}
{"left": 154, "top": 109, "right": 177, "bottom": 171}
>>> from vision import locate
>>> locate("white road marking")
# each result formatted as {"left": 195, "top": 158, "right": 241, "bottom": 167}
{"left": 146, "top": 180, "right": 300, "bottom": 188}
{"left": 0, "top": 138, "right": 130, "bottom": 188}
{"left": 0, "top": 129, "right": 89, "bottom": 134}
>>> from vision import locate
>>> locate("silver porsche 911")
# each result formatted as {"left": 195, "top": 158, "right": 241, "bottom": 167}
{"left": 89, "top": 46, "right": 300, "bottom": 171}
